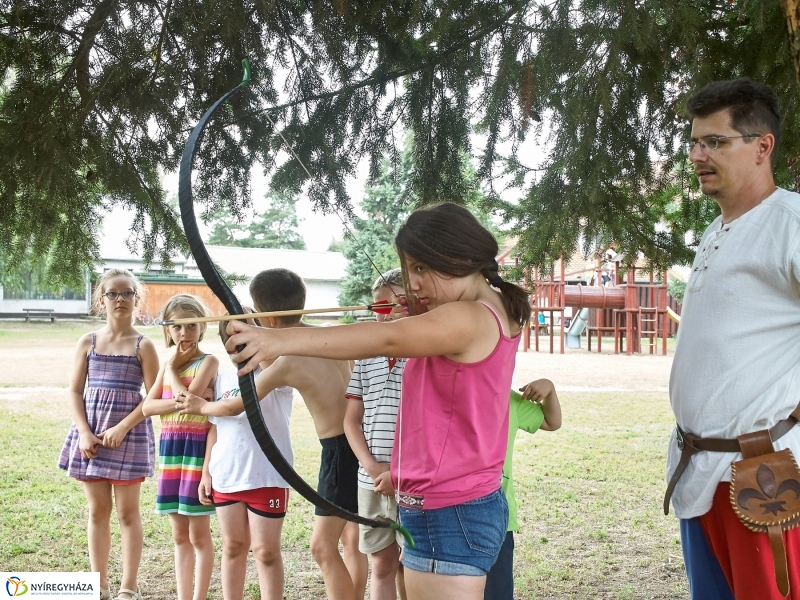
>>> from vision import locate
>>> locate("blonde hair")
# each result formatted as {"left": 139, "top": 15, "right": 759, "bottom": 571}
{"left": 91, "top": 269, "right": 147, "bottom": 317}
{"left": 160, "top": 294, "right": 209, "bottom": 347}
{"left": 371, "top": 268, "right": 404, "bottom": 293}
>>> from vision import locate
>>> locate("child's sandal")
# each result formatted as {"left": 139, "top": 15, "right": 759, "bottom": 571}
{"left": 114, "top": 589, "right": 142, "bottom": 600}
{"left": 100, "top": 588, "right": 111, "bottom": 600}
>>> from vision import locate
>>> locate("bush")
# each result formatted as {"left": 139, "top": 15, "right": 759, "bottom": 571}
{"left": 667, "top": 277, "right": 686, "bottom": 304}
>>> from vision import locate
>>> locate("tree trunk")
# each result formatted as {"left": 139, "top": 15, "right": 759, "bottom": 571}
{"left": 785, "top": 0, "right": 800, "bottom": 87}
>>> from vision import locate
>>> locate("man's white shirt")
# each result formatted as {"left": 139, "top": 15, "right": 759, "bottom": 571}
{"left": 668, "top": 187, "right": 800, "bottom": 518}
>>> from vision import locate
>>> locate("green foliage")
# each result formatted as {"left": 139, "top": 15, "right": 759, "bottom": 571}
{"left": 337, "top": 151, "right": 412, "bottom": 306}
{"left": 499, "top": 0, "right": 798, "bottom": 272}
{"left": 1, "top": 0, "right": 798, "bottom": 286}
{"left": 206, "top": 192, "right": 306, "bottom": 250}
{"left": 0, "top": 250, "right": 86, "bottom": 297}
{"left": 667, "top": 277, "right": 687, "bottom": 305}
{"left": 326, "top": 238, "right": 347, "bottom": 253}
{"left": 338, "top": 140, "right": 501, "bottom": 305}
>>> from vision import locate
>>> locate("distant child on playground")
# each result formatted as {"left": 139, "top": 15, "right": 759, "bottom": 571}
{"left": 343, "top": 268, "right": 408, "bottom": 600}
{"left": 142, "top": 294, "right": 218, "bottom": 600}
{"left": 58, "top": 269, "right": 159, "bottom": 600}
{"left": 176, "top": 269, "right": 367, "bottom": 600}
{"left": 182, "top": 309, "right": 293, "bottom": 600}
{"left": 224, "top": 203, "right": 530, "bottom": 600}
{"left": 484, "top": 379, "right": 562, "bottom": 600}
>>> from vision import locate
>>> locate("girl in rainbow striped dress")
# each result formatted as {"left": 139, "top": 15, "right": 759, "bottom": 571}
{"left": 143, "top": 295, "right": 218, "bottom": 600}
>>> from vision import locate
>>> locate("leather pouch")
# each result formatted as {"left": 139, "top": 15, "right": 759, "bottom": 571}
{"left": 730, "top": 430, "right": 800, "bottom": 597}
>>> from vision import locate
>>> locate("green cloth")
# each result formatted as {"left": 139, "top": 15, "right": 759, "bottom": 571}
{"left": 503, "top": 389, "right": 544, "bottom": 531}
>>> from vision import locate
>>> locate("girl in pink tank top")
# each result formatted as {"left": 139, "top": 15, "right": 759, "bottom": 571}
{"left": 224, "top": 203, "right": 530, "bottom": 600}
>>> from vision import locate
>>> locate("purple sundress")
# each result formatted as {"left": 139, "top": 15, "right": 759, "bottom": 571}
{"left": 58, "top": 333, "right": 155, "bottom": 480}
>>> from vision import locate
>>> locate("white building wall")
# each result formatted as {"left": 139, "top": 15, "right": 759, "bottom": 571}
{"left": 226, "top": 280, "right": 342, "bottom": 317}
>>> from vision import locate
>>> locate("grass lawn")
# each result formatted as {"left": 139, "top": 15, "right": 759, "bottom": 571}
{"left": 0, "top": 321, "right": 687, "bottom": 599}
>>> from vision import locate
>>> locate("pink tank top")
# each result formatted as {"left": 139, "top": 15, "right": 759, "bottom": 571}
{"left": 390, "top": 303, "right": 519, "bottom": 510}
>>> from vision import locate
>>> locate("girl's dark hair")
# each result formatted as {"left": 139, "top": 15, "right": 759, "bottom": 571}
{"left": 395, "top": 202, "right": 530, "bottom": 327}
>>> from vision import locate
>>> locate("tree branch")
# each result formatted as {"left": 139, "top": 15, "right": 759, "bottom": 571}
{"left": 149, "top": 0, "right": 174, "bottom": 88}
{"left": 262, "top": 5, "right": 522, "bottom": 113}
{"left": 55, "top": 0, "right": 120, "bottom": 107}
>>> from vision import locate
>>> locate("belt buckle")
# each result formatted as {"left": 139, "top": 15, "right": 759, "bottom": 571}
{"left": 676, "top": 427, "right": 685, "bottom": 451}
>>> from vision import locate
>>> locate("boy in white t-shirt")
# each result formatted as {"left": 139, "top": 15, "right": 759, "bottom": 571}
{"left": 343, "top": 269, "right": 408, "bottom": 600}
{"left": 195, "top": 313, "right": 293, "bottom": 600}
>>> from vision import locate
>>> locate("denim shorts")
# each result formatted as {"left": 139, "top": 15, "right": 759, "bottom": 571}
{"left": 399, "top": 489, "right": 508, "bottom": 576}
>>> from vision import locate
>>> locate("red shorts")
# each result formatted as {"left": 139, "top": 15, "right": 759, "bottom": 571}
{"left": 77, "top": 477, "right": 145, "bottom": 486}
{"left": 213, "top": 487, "right": 289, "bottom": 518}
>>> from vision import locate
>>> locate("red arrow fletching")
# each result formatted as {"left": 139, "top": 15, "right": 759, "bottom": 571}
{"left": 369, "top": 300, "right": 394, "bottom": 315}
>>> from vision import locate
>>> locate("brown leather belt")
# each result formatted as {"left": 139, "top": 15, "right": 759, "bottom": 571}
{"left": 663, "top": 417, "right": 797, "bottom": 515}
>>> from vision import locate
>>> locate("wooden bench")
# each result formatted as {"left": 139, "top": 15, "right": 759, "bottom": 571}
{"left": 23, "top": 308, "right": 56, "bottom": 323}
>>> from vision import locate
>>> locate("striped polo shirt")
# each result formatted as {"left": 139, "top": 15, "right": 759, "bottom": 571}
{"left": 345, "top": 356, "right": 406, "bottom": 489}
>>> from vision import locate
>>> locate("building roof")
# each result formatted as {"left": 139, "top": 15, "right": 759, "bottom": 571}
{"left": 188, "top": 246, "right": 347, "bottom": 282}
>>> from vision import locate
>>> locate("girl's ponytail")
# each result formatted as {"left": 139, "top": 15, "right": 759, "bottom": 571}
{"left": 481, "top": 266, "right": 531, "bottom": 328}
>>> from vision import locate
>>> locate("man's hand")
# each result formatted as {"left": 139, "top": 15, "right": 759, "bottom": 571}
{"left": 519, "top": 378, "right": 555, "bottom": 403}
{"left": 176, "top": 390, "right": 207, "bottom": 415}
{"left": 199, "top": 473, "right": 213, "bottom": 506}
{"left": 98, "top": 423, "right": 129, "bottom": 448}
{"left": 78, "top": 431, "right": 102, "bottom": 459}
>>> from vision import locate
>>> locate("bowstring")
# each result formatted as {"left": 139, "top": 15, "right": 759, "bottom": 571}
{"left": 261, "top": 112, "right": 392, "bottom": 291}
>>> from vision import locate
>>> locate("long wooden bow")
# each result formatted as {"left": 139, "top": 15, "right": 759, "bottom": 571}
{"left": 177, "top": 59, "right": 412, "bottom": 545}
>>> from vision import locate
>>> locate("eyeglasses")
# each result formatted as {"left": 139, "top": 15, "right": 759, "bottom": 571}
{"left": 682, "top": 134, "right": 762, "bottom": 153}
{"left": 102, "top": 291, "right": 137, "bottom": 301}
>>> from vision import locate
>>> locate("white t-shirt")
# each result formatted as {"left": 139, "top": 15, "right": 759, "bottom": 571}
{"left": 208, "top": 367, "right": 294, "bottom": 492}
{"left": 668, "top": 187, "right": 800, "bottom": 518}
{"left": 345, "top": 356, "right": 405, "bottom": 489}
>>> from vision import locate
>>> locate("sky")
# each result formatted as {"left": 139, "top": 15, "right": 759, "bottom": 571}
{"left": 98, "top": 129, "right": 549, "bottom": 260}
{"left": 99, "top": 163, "right": 368, "bottom": 257}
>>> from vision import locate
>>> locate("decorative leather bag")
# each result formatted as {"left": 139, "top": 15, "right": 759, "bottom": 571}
{"left": 730, "top": 430, "right": 800, "bottom": 597}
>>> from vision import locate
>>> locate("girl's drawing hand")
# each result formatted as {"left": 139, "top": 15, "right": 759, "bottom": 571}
{"left": 519, "top": 378, "right": 555, "bottom": 403}
{"left": 373, "top": 470, "right": 395, "bottom": 496}
{"left": 225, "top": 320, "right": 275, "bottom": 375}
{"left": 198, "top": 474, "right": 213, "bottom": 506}
{"left": 78, "top": 431, "right": 102, "bottom": 459}
{"left": 175, "top": 390, "right": 205, "bottom": 415}
{"left": 395, "top": 294, "right": 429, "bottom": 316}
{"left": 98, "top": 424, "right": 129, "bottom": 448}
{"left": 172, "top": 341, "right": 197, "bottom": 370}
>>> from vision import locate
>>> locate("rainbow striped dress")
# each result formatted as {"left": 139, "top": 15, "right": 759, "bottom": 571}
{"left": 155, "top": 355, "right": 215, "bottom": 516}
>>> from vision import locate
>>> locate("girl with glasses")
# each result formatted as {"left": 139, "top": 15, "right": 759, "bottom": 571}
{"left": 58, "top": 269, "right": 159, "bottom": 600}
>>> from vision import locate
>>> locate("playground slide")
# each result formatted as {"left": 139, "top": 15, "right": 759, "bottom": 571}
{"left": 666, "top": 306, "right": 681, "bottom": 324}
{"left": 565, "top": 307, "right": 590, "bottom": 349}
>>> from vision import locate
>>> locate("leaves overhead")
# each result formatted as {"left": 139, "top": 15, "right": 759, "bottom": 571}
{"left": 1, "top": 0, "right": 798, "bottom": 286}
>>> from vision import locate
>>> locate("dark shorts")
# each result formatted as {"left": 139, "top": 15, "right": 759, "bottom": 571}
{"left": 484, "top": 531, "right": 514, "bottom": 599}
{"left": 315, "top": 433, "right": 359, "bottom": 517}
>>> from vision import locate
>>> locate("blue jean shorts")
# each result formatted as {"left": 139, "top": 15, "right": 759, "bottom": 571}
{"left": 399, "top": 489, "right": 508, "bottom": 576}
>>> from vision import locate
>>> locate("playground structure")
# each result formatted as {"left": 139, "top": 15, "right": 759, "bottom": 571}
{"left": 521, "top": 258, "right": 681, "bottom": 355}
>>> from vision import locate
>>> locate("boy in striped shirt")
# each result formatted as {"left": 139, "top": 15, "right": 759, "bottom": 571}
{"left": 343, "top": 268, "right": 408, "bottom": 600}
